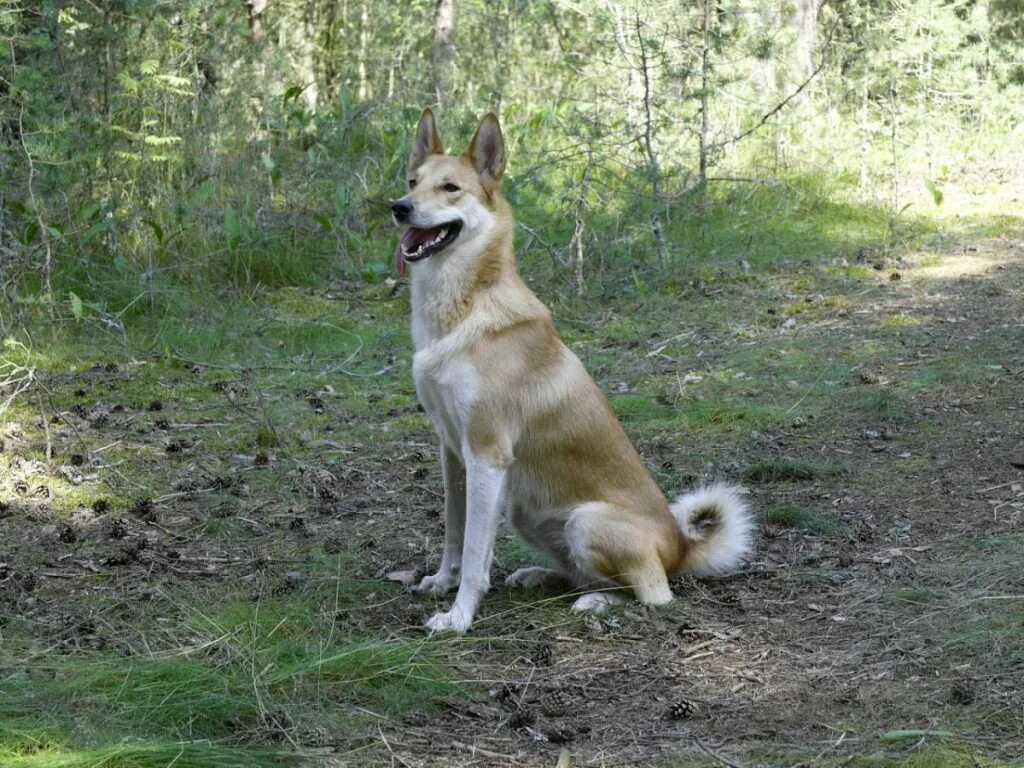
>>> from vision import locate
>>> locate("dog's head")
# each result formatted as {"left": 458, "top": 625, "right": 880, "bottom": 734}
{"left": 392, "top": 109, "right": 507, "bottom": 272}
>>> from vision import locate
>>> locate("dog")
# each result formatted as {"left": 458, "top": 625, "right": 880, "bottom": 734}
{"left": 391, "top": 109, "right": 753, "bottom": 633}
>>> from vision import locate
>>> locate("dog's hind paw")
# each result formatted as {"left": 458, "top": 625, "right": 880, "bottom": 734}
{"left": 505, "top": 566, "right": 565, "bottom": 590}
{"left": 570, "top": 591, "right": 627, "bottom": 615}
{"left": 411, "top": 572, "right": 458, "bottom": 595}
{"left": 425, "top": 607, "right": 473, "bottom": 634}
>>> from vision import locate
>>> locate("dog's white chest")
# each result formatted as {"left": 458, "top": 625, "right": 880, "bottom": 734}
{"left": 413, "top": 352, "right": 480, "bottom": 457}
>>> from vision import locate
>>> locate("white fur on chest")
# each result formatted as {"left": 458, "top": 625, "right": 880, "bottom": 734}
{"left": 409, "top": 257, "right": 488, "bottom": 458}
{"left": 413, "top": 352, "right": 480, "bottom": 458}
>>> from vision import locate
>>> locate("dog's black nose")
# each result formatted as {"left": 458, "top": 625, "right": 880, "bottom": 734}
{"left": 391, "top": 199, "right": 414, "bottom": 222}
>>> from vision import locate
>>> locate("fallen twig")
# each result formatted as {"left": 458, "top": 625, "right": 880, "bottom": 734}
{"left": 451, "top": 740, "right": 520, "bottom": 762}
{"left": 692, "top": 736, "right": 742, "bottom": 768}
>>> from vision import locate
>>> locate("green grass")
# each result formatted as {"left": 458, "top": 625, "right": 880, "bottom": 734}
{"left": 493, "top": 536, "right": 541, "bottom": 573}
{"left": 612, "top": 393, "right": 780, "bottom": 435}
{"left": 0, "top": 575, "right": 458, "bottom": 766}
{"left": 880, "top": 314, "right": 921, "bottom": 329}
{"left": 927, "top": 604, "right": 1024, "bottom": 664}
{"left": 844, "top": 387, "right": 907, "bottom": 421}
{"left": 886, "top": 585, "right": 944, "bottom": 605}
{"left": 763, "top": 505, "right": 842, "bottom": 534}
{"left": 837, "top": 747, "right": 1017, "bottom": 768}
{"left": 0, "top": 740, "right": 298, "bottom": 768}
{"left": 743, "top": 460, "right": 845, "bottom": 484}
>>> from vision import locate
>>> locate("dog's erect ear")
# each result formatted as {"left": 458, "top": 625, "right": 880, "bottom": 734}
{"left": 409, "top": 108, "right": 444, "bottom": 171}
{"left": 466, "top": 113, "right": 505, "bottom": 182}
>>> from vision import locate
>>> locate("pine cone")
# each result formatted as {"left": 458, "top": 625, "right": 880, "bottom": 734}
{"left": 532, "top": 643, "right": 554, "bottom": 666}
{"left": 508, "top": 705, "right": 536, "bottom": 729}
{"left": 546, "top": 725, "right": 576, "bottom": 744}
{"left": 403, "top": 708, "right": 430, "bottom": 726}
{"left": 667, "top": 698, "right": 698, "bottom": 720}
{"left": 490, "top": 683, "right": 517, "bottom": 707}
{"left": 540, "top": 690, "right": 570, "bottom": 717}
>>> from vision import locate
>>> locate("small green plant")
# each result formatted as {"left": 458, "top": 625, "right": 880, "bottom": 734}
{"left": 763, "top": 505, "right": 841, "bottom": 534}
{"left": 839, "top": 747, "right": 1017, "bottom": 768}
{"left": 743, "top": 460, "right": 844, "bottom": 484}
{"left": 844, "top": 388, "right": 905, "bottom": 421}
{"left": 888, "top": 585, "right": 943, "bottom": 604}
{"left": 254, "top": 426, "right": 277, "bottom": 448}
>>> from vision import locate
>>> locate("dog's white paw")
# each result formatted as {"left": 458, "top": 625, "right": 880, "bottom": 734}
{"left": 570, "top": 591, "right": 626, "bottom": 615}
{"left": 411, "top": 572, "right": 458, "bottom": 595}
{"left": 425, "top": 607, "right": 473, "bottom": 634}
{"left": 505, "top": 566, "right": 563, "bottom": 590}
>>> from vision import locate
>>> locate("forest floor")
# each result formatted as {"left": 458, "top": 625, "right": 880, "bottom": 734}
{"left": 2, "top": 181, "right": 1023, "bottom": 768}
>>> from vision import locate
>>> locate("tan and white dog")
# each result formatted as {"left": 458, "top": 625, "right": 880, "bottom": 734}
{"left": 391, "top": 109, "right": 753, "bottom": 634}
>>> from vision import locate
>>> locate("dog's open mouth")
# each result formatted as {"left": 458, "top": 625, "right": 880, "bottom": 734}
{"left": 400, "top": 221, "right": 463, "bottom": 263}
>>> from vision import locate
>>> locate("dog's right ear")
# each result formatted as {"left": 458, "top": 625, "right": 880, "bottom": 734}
{"left": 409, "top": 108, "right": 444, "bottom": 171}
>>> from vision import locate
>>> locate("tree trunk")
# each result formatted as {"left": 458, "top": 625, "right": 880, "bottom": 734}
{"left": 357, "top": 0, "right": 370, "bottom": 100}
{"left": 572, "top": 160, "right": 592, "bottom": 296}
{"left": 297, "top": 0, "right": 319, "bottom": 110}
{"left": 887, "top": 66, "right": 900, "bottom": 215}
{"left": 319, "top": 0, "right": 340, "bottom": 102}
{"left": 610, "top": 4, "right": 640, "bottom": 130}
{"left": 103, "top": 0, "right": 113, "bottom": 188}
{"left": 792, "top": 0, "right": 819, "bottom": 83}
{"left": 698, "top": 0, "right": 712, "bottom": 194}
{"left": 246, "top": 0, "right": 268, "bottom": 45}
{"left": 432, "top": 0, "right": 455, "bottom": 106}
{"left": 859, "top": 70, "right": 870, "bottom": 192}
{"left": 634, "top": 11, "right": 666, "bottom": 265}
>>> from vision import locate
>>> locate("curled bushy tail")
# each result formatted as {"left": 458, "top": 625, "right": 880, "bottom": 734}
{"left": 670, "top": 483, "right": 754, "bottom": 576}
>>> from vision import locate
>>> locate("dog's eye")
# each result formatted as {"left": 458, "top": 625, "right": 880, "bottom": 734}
{"left": 442, "top": 183, "right": 460, "bottom": 193}
{"left": 408, "top": 179, "right": 417, "bottom": 188}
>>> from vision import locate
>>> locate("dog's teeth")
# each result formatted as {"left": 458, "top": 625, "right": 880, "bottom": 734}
{"left": 403, "top": 227, "right": 454, "bottom": 260}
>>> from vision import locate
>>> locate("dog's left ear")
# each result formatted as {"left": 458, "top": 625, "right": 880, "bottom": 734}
{"left": 466, "top": 113, "right": 505, "bottom": 182}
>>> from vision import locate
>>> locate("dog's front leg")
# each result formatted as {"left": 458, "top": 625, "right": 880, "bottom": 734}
{"left": 425, "top": 454, "right": 506, "bottom": 634}
{"left": 412, "top": 447, "right": 465, "bottom": 594}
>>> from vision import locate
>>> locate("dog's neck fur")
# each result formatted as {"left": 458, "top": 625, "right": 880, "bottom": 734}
{"left": 410, "top": 198, "right": 549, "bottom": 349}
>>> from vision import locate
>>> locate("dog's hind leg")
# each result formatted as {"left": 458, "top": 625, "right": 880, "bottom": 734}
{"left": 504, "top": 498, "right": 573, "bottom": 590}
{"left": 565, "top": 502, "right": 675, "bottom": 608}
{"left": 570, "top": 590, "right": 627, "bottom": 614}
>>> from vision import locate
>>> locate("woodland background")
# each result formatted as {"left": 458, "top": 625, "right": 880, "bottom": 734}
{"left": 1, "top": 2, "right": 1024, "bottom": 768}
{"left": 1, "top": 0, "right": 1022, "bottom": 300}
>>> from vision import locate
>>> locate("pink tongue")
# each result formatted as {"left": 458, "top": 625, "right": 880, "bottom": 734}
{"left": 402, "top": 226, "right": 441, "bottom": 251}
{"left": 395, "top": 226, "right": 444, "bottom": 276}
{"left": 394, "top": 241, "right": 405, "bottom": 277}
